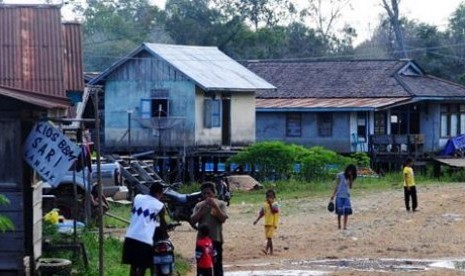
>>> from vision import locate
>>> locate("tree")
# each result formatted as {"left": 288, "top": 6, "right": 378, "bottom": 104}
{"left": 73, "top": 0, "right": 169, "bottom": 71}
{"left": 381, "top": 0, "right": 408, "bottom": 58}
{"left": 301, "top": 0, "right": 350, "bottom": 37}
{"left": 296, "top": 0, "right": 357, "bottom": 55}
{"left": 445, "top": 3, "right": 465, "bottom": 83}
{"left": 164, "top": 0, "right": 230, "bottom": 45}
{"left": 213, "top": 0, "right": 297, "bottom": 30}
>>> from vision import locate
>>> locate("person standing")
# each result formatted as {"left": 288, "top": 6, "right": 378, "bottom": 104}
{"left": 195, "top": 224, "right": 216, "bottom": 276}
{"left": 403, "top": 157, "right": 418, "bottom": 212}
{"left": 330, "top": 164, "right": 357, "bottom": 230}
{"left": 253, "top": 189, "right": 280, "bottom": 255}
{"left": 191, "top": 182, "right": 228, "bottom": 276}
{"left": 122, "top": 182, "right": 165, "bottom": 276}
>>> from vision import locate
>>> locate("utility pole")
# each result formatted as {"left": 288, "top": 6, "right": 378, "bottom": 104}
{"left": 91, "top": 85, "right": 104, "bottom": 276}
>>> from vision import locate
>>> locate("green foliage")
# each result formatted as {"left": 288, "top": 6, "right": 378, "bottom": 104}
{"left": 102, "top": 202, "right": 131, "bottom": 228}
{"left": 227, "top": 141, "right": 355, "bottom": 182}
{"left": 76, "top": 0, "right": 169, "bottom": 71}
{"left": 300, "top": 146, "right": 353, "bottom": 181}
{"left": 0, "top": 194, "right": 14, "bottom": 233}
{"left": 349, "top": 152, "right": 371, "bottom": 167}
{"left": 73, "top": 0, "right": 357, "bottom": 71}
{"left": 227, "top": 141, "right": 296, "bottom": 180}
{"left": 43, "top": 227, "right": 191, "bottom": 275}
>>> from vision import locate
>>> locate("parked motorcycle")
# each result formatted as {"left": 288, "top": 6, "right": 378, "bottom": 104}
{"left": 153, "top": 239, "right": 175, "bottom": 276}
{"left": 161, "top": 183, "right": 203, "bottom": 230}
{"left": 212, "top": 173, "right": 232, "bottom": 206}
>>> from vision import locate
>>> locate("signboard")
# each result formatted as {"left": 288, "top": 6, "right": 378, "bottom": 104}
{"left": 23, "top": 122, "right": 80, "bottom": 186}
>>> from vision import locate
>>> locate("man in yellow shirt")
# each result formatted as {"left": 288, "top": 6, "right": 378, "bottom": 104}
{"left": 403, "top": 157, "right": 418, "bottom": 212}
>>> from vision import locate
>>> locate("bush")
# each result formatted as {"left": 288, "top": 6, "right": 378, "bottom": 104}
{"left": 227, "top": 141, "right": 296, "bottom": 181}
{"left": 227, "top": 141, "right": 355, "bottom": 182}
{"left": 300, "top": 146, "right": 353, "bottom": 181}
{"left": 0, "top": 194, "right": 14, "bottom": 233}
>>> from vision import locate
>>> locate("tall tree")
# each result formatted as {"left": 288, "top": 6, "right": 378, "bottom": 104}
{"left": 300, "top": 0, "right": 355, "bottom": 53}
{"left": 213, "top": 0, "right": 296, "bottom": 30}
{"left": 164, "top": 0, "right": 227, "bottom": 45}
{"left": 73, "top": 0, "right": 168, "bottom": 71}
{"left": 301, "top": 0, "right": 350, "bottom": 40}
{"left": 444, "top": 3, "right": 465, "bottom": 83}
{"left": 381, "top": 0, "right": 408, "bottom": 58}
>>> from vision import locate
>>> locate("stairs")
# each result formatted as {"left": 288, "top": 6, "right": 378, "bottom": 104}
{"left": 105, "top": 155, "right": 164, "bottom": 195}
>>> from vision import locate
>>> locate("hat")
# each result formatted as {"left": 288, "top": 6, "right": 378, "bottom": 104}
{"left": 327, "top": 201, "right": 335, "bottom": 212}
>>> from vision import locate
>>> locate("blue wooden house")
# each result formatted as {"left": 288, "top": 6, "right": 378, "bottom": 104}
{"left": 246, "top": 59, "right": 465, "bottom": 167}
{"left": 89, "top": 43, "right": 274, "bottom": 180}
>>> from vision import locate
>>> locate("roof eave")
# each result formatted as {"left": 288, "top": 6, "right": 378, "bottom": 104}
{"left": 257, "top": 107, "right": 375, "bottom": 112}
{"left": 88, "top": 44, "right": 147, "bottom": 85}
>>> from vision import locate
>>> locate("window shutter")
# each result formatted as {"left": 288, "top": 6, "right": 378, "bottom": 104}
{"left": 140, "top": 99, "right": 152, "bottom": 119}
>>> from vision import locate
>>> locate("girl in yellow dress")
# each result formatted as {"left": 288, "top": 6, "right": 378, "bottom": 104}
{"left": 253, "top": 189, "right": 280, "bottom": 255}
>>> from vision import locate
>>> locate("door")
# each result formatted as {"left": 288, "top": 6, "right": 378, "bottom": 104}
{"left": 221, "top": 97, "right": 231, "bottom": 146}
{"left": 0, "top": 117, "right": 26, "bottom": 272}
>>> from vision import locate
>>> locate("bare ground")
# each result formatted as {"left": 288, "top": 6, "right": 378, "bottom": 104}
{"left": 168, "top": 183, "right": 465, "bottom": 275}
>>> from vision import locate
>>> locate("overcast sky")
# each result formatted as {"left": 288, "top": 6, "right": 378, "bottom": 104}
{"left": 5, "top": 0, "right": 464, "bottom": 45}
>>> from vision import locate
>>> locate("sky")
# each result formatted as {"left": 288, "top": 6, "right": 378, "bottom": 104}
{"left": 4, "top": 0, "right": 465, "bottom": 45}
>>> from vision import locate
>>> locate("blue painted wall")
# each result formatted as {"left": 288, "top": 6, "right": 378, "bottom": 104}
{"left": 256, "top": 111, "right": 351, "bottom": 152}
{"left": 103, "top": 51, "right": 196, "bottom": 148}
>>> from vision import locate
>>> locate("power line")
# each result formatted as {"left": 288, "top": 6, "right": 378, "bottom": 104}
{"left": 81, "top": 40, "right": 465, "bottom": 62}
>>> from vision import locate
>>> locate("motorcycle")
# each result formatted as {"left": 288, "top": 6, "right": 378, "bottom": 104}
{"left": 212, "top": 173, "right": 232, "bottom": 206}
{"left": 161, "top": 183, "right": 203, "bottom": 230}
{"left": 153, "top": 239, "right": 175, "bottom": 276}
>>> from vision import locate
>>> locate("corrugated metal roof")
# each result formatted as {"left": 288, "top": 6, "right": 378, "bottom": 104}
{"left": 434, "top": 158, "right": 465, "bottom": 168}
{"left": 145, "top": 43, "right": 275, "bottom": 91}
{"left": 0, "top": 85, "right": 69, "bottom": 109}
{"left": 256, "top": 97, "right": 411, "bottom": 111}
{"left": 62, "top": 22, "right": 84, "bottom": 92}
{"left": 90, "top": 43, "right": 275, "bottom": 91}
{"left": 0, "top": 5, "right": 83, "bottom": 100}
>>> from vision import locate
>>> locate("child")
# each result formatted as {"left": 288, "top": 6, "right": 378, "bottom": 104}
{"left": 195, "top": 224, "right": 216, "bottom": 276}
{"left": 90, "top": 184, "right": 109, "bottom": 219}
{"left": 403, "top": 157, "right": 418, "bottom": 212}
{"left": 330, "top": 164, "right": 357, "bottom": 230}
{"left": 253, "top": 189, "right": 280, "bottom": 255}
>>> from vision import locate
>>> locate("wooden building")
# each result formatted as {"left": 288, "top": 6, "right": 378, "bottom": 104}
{"left": 246, "top": 59, "right": 465, "bottom": 168}
{"left": 0, "top": 4, "right": 83, "bottom": 274}
{"left": 88, "top": 43, "right": 274, "bottom": 182}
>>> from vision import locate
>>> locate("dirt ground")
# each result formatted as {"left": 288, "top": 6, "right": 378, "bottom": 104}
{"left": 168, "top": 183, "right": 465, "bottom": 275}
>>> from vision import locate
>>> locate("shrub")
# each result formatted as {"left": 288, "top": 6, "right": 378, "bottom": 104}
{"left": 227, "top": 141, "right": 354, "bottom": 182}
{"left": 227, "top": 141, "right": 295, "bottom": 180}
{"left": 0, "top": 194, "right": 14, "bottom": 233}
{"left": 300, "top": 146, "right": 353, "bottom": 181}
{"left": 350, "top": 152, "right": 371, "bottom": 167}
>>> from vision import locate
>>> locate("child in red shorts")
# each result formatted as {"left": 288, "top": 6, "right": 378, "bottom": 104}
{"left": 195, "top": 224, "right": 216, "bottom": 276}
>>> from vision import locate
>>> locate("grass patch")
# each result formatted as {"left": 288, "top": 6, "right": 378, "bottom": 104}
{"left": 45, "top": 170, "right": 463, "bottom": 275}
{"left": 231, "top": 171, "right": 462, "bottom": 205}
{"left": 44, "top": 230, "right": 191, "bottom": 276}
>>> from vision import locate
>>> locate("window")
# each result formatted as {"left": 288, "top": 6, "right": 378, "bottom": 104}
{"left": 286, "top": 113, "right": 301, "bottom": 137}
{"left": 317, "top": 113, "right": 332, "bottom": 137}
{"left": 440, "top": 104, "right": 465, "bottom": 137}
{"left": 140, "top": 98, "right": 169, "bottom": 119}
{"left": 357, "top": 112, "right": 367, "bottom": 140}
{"left": 374, "top": 112, "right": 386, "bottom": 135}
{"left": 204, "top": 99, "right": 221, "bottom": 128}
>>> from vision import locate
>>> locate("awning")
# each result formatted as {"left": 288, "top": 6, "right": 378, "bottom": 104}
{"left": 433, "top": 158, "right": 465, "bottom": 168}
{"left": 0, "top": 85, "right": 69, "bottom": 109}
{"left": 256, "top": 97, "right": 411, "bottom": 112}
